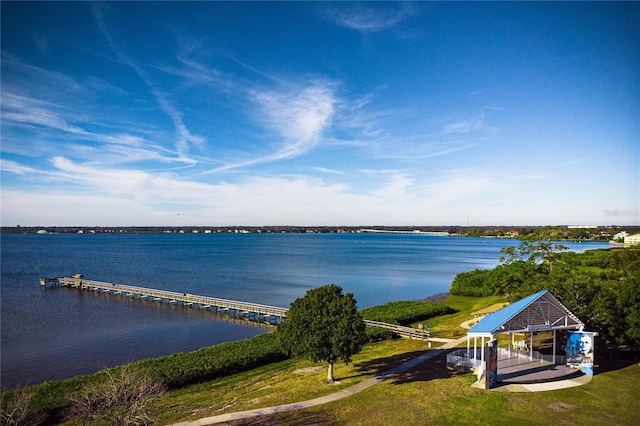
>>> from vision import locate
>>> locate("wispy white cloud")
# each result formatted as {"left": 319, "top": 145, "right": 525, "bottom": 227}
{"left": 1, "top": 92, "right": 187, "bottom": 165}
{"left": 207, "top": 81, "right": 337, "bottom": 173}
{"left": 370, "top": 172, "right": 414, "bottom": 199}
{"left": 31, "top": 34, "right": 50, "bottom": 54}
{"left": 50, "top": 156, "right": 150, "bottom": 194}
{"left": 253, "top": 83, "right": 336, "bottom": 152}
{"left": 2, "top": 154, "right": 611, "bottom": 227}
{"left": 90, "top": 2, "right": 202, "bottom": 164}
{"left": 1, "top": 53, "right": 89, "bottom": 98}
{"left": 368, "top": 139, "right": 477, "bottom": 161}
{"left": 310, "top": 166, "right": 347, "bottom": 176}
{"left": 443, "top": 107, "right": 501, "bottom": 135}
{"left": 0, "top": 159, "right": 44, "bottom": 176}
{"left": 321, "top": 2, "right": 418, "bottom": 33}
{"left": 424, "top": 169, "right": 496, "bottom": 204}
{"left": 0, "top": 161, "right": 413, "bottom": 226}
{"left": 328, "top": 96, "right": 488, "bottom": 162}
{"left": 2, "top": 92, "right": 137, "bottom": 145}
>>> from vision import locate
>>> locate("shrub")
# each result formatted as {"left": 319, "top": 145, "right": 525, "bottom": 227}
{"left": 450, "top": 269, "right": 495, "bottom": 297}
{"left": 365, "top": 326, "right": 394, "bottom": 342}
{"left": 138, "top": 332, "right": 289, "bottom": 389}
{"left": 359, "top": 301, "right": 455, "bottom": 325}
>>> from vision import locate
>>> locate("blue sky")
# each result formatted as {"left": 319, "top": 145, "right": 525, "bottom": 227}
{"left": 2, "top": 1, "right": 638, "bottom": 227}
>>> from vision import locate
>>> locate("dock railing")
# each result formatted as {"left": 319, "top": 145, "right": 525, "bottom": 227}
{"left": 446, "top": 347, "right": 567, "bottom": 381}
{"left": 41, "top": 276, "right": 433, "bottom": 340}
{"left": 41, "top": 276, "right": 288, "bottom": 323}
{"left": 364, "top": 320, "right": 430, "bottom": 341}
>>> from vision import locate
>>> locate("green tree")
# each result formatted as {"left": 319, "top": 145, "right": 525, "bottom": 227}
{"left": 617, "top": 259, "right": 640, "bottom": 347}
{"left": 500, "top": 240, "right": 568, "bottom": 272}
{"left": 278, "top": 284, "right": 366, "bottom": 383}
{"left": 450, "top": 269, "right": 493, "bottom": 297}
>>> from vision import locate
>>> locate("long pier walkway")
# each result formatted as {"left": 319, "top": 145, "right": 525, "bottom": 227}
{"left": 40, "top": 275, "right": 431, "bottom": 341}
{"left": 40, "top": 275, "right": 288, "bottom": 324}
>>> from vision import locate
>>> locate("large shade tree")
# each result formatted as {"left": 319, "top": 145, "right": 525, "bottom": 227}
{"left": 278, "top": 284, "right": 366, "bottom": 383}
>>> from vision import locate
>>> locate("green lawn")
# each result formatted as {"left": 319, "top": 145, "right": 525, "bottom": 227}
{"left": 147, "top": 339, "right": 431, "bottom": 425}
{"left": 413, "top": 295, "right": 508, "bottom": 338}
{"left": 231, "top": 354, "right": 640, "bottom": 426}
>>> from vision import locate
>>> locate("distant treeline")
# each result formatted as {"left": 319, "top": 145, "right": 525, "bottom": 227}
{"left": 2, "top": 225, "right": 637, "bottom": 240}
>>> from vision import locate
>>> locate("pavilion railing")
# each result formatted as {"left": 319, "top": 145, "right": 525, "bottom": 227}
{"left": 447, "top": 347, "right": 568, "bottom": 382}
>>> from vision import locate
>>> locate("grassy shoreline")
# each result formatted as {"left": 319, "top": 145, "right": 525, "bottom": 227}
{"left": 4, "top": 292, "right": 639, "bottom": 425}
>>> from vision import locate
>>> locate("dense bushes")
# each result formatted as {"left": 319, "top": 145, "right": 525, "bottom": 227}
{"left": 137, "top": 332, "right": 288, "bottom": 389}
{"left": 365, "top": 326, "right": 394, "bottom": 342}
{"left": 450, "top": 268, "right": 496, "bottom": 297}
{"left": 359, "top": 301, "right": 455, "bottom": 325}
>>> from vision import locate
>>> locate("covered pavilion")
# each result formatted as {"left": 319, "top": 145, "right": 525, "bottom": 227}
{"left": 454, "top": 289, "right": 585, "bottom": 383}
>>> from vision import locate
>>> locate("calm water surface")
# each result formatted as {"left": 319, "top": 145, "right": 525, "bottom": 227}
{"left": 0, "top": 233, "right": 608, "bottom": 388}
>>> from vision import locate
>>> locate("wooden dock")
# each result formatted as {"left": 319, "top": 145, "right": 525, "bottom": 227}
{"left": 40, "top": 275, "right": 288, "bottom": 324}
{"left": 40, "top": 275, "right": 431, "bottom": 341}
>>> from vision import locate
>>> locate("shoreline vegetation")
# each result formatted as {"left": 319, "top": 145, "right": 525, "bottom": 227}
{"left": 1, "top": 224, "right": 638, "bottom": 241}
{"left": 2, "top": 247, "right": 639, "bottom": 425}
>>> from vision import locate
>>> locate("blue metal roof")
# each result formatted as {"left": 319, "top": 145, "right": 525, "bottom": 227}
{"left": 468, "top": 289, "right": 549, "bottom": 335}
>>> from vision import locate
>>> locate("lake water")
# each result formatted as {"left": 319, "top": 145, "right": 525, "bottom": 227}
{"left": 0, "top": 233, "right": 608, "bottom": 388}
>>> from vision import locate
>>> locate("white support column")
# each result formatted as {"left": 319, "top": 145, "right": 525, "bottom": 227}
{"left": 553, "top": 329, "right": 557, "bottom": 364}
{"left": 530, "top": 331, "right": 533, "bottom": 359}
{"left": 474, "top": 336, "right": 477, "bottom": 360}
{"left": 467, "top": 335, "right": 470, "bottom": 357}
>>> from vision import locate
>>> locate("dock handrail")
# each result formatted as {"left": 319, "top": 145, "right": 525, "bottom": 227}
{"left": 65, "top": 277, "right": 288, "bottom": 316}
{"left": 364, "top": 319, "right": 430, "bottom": 341}
{"left": 42, "top": 276, "right": 288, "bottom": 321}
{"left": 41, "top": 276, "right": 432, "bottom": 340}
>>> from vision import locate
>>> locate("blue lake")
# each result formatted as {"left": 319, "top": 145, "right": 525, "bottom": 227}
{"left": 0, "top": 232, "right": 608, "bottom": 388}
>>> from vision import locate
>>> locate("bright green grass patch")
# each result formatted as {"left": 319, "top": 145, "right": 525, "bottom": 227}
{"left": 268, "top": 354, "right": 640, "bottom": 426}
{"left": 424, "top": 295, "right": 508, "bottom": 339}
{"left": 147, "top": 338, "right": 431, "bottom": 425}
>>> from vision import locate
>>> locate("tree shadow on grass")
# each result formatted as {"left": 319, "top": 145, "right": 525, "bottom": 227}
{"left": 593, "top": 347, "right": 640, "bottom": 375}
{"left": 344, "top": 350, "right": 427, "bottom": 380}
{"left": 225, "top": 411, "right": 336, "bottom": 426}
{"left": 385, "top": 350, "right": 462, "bottom": 385}
{"left": 350, "top": 349, "right": 463, "bottom": 385}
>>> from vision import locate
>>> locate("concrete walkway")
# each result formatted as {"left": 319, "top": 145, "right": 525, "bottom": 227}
{"left": 171, "top": 336, "right": 467, "bottom": 426}
{"left": 459, "top": 317, "right": 479, "bottom": 330}
{"left": 473, "top": 372, "right": 592, "bottom": 392}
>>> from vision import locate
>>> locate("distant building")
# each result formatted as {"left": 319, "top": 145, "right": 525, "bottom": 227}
{"left": 624, "top": 234, "right": 640, "bottom": 246}
{"left": 613, "top": 231, "right": 629, "bottom": 241}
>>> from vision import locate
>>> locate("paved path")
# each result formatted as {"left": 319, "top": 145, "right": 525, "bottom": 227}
{"left": 459, "top": 317, "right": 479, "bottom": 330}
{"left": 171, "top": 336, "right": 467, "bottom": 426}
{"left": 472, "top": 371, "right": 592, "bottom": 392}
